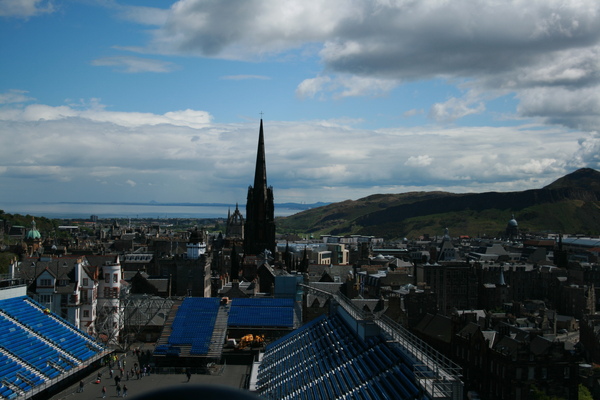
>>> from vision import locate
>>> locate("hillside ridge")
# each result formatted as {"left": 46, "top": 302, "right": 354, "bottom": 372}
{"left": 277, "top": 168, "right": 600, "bottom": 239}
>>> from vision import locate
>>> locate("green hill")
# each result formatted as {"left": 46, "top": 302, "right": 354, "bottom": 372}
{"left": 276, "top": 168, "right": 600, "bottom": 239}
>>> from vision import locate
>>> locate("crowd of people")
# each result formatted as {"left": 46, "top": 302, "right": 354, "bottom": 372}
{"left": 77, "top": 348, "right": 160, "bottom": 398}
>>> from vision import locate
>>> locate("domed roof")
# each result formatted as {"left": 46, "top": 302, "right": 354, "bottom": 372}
{"left": 26, "top": 219, "right": 41, "bottom": 240}
{"left": 26, "top": 229, "right": 41, "bottom": 240}
{"left": 508, "top": 215, "right": 518, "bottom": 227}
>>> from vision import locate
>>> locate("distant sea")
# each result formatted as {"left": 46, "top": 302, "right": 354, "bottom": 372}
{"left": 0, "top": 202, "right": 305, "bottom": 220}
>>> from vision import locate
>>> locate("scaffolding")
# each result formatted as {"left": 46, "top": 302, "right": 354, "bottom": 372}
{"left": 95, "top": 294, "right": 174, "bottom": 349}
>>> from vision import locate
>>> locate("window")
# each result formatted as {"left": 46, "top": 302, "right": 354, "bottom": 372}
{"left": 113, "top": 273, "right": 118, "bottom": 283}
{"left": 83, "top": 310, "right": 90, "bottom": 318}
{"left": 40, "top": 294, "right": 52, "bottom": 303}
{"left": 105, "top": 273, "right": 110, "bottom": 283}
{"left": 83, "top": 278, "right": 88, "bottom": 286}
{"left": 40, "top": 278, "right": 52, "bottom": 286}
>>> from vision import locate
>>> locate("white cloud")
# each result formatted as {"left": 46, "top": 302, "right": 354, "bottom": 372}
{"left": 405, "top": 155, "right": 433, "bottom": 168}
{"left": 429, "top": 97, "right": 485, "bottom": 123}
{"left": 115, "top": 5, "right": 169, "bottom": 26}
{"left": 297, "top": 75, "right": 398, "bottom": 99}
{"left": 122, "top": 0, "right": 600, "bottom": 128}
{"left": 91, "top": 56, "right": 178, "bottom": 73}
{"left": 0, "top": 0, "right": 53, "bottom": 18}
{"left": 296, "top": 76, "right": 331, "bottom": 99}
{"left": 1, "top": 94, "right": 597, "bottom": 204}
{"left": 403, "top": 109, "right": 423, "bottom": 118}
{"left": 0, "top": 101, "right": 212, "bottom": 129}
{"left": 0, "top": 89, "right": 34, "bottom": 104}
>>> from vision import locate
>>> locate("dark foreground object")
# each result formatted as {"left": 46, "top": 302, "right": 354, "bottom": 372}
{"left": 133, "top": 384, "right": 261, "bottom": 400}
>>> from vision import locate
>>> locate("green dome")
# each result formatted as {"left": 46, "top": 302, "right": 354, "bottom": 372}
{"left": 26, "top": 229, "right": 41, "bottom": 240}
{"left": 26, "top": 218, "right": 41, "bottom": 240}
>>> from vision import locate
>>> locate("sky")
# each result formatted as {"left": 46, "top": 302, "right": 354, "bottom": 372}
{"left": 1, "top": 0, "right": 600, "bottom": 210}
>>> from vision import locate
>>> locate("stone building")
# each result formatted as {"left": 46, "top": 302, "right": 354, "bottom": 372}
{"left": 244, "top": 119, "right": 276, "bottom": 256}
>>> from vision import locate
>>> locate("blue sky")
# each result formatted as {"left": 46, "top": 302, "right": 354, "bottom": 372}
{"left": 1, "top": 0, "right": 600, "bottom": 210}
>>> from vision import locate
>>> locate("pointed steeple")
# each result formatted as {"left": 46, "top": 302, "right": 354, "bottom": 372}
{"left": 244, "top": 119, "right": 275, "bottom": 256}
{"left": 253, "top": 119, "right": 268, "bottom": 198}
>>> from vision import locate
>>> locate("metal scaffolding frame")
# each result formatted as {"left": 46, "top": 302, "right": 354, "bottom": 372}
{"left": 95, "top": 294, "right": 174, "bottom": 349}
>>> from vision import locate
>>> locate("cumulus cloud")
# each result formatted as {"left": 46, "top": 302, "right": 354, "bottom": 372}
{"left": 91, "top": 56, "right": 178, "bottom": 73}
{"left": 1, "top": 93, "right": 597, "bottom": 204}
{"left": 0, "top": 89, "right": 35, "bottom": 104}
{"left": 0, "top": 0, "right": 53, "bottom": 18}
{"left": 429, "top": 97, "right": 486, "bottom": 123}
{"left": 297, "top": 75, "right": 398, "bottom": 99}
{"left": 405, "top": 155, "right": 433, "bottom": 168}
{"left": 0, "top": 100, "right": 211, "bottom": 129}
{"left": 119, "top": 0, "right": 600, "bottom": 129}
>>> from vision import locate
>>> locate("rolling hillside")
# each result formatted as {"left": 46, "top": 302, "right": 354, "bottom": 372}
{"left": 276, "top": 168, "right": 600, "bottom": 240}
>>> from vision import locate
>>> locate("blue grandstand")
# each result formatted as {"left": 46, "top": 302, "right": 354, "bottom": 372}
{"left": 256, "top": 313, "right": 424, "bottom": 399}
{"left": 154, "top": 297, "right": 297, "bottom": 362}
{"left": 155, "top": 297, "right": 221, "bottom": 356}
{"left": 253, "top": 289, "right": 463, "bottom": 399}
{"left": 0, "top": 296, "right": 106, "bottom": 399}
{"left": 228, "top": 297, "right": 295, "bottom": 328}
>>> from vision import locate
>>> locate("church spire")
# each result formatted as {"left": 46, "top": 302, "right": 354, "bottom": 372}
{"left": 253, "top": 119, "right": 268, "bottom": 198}
{"left": 244, "top": 119, "right": 276, "bottom": 256}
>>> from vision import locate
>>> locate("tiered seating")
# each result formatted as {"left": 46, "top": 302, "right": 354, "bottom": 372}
{"left": 167, "top": 297, "right": 220, "bottom": 355}
{"left": 0, "top": 314, "right": 72, "bottom": 378}
{"left": 0, "top": 297, "right": 102, "bottom": 361}
{"left": 0, "top": 296, "right": 106, "bottom": 397}
{"left": 257, "top": 313, "right": 424, "bottom": 399}
{"left": 228, "top": 298, "right": 294, "bottom": 327}
{"left": 0, "top": 352, "right": 43, "bottom": 399}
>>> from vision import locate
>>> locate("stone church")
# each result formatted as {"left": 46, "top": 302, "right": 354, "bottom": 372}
{"left": 243, "top": 119, "right": 276, "bottom": 257}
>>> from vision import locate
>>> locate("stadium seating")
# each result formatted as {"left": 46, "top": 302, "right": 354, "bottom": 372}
{"left": 167, "top": 297, "right": 220, "bottom": 355}
{"left": 257, "top": 313, "right": 428, "bottom": 399}
{"left": 228, "top": 298, "right": 294, "bottom": 327}
{"left": 0, "top": 296, "right": 105, "bottom": 397}
{"left": 0, "top": 297, "right": 102, "bottom": 361}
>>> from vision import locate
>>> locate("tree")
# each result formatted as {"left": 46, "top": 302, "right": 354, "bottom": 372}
{"left": 579, "top": 384, "right": 593, "bottom": 400}
{"left": 0, "top": 252, "right": 16, "bottom": 275}
{"left": 530, "top": 385, "right": 565, "bottom": 400}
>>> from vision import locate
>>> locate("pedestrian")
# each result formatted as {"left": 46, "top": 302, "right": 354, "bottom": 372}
{"left": 122, "top": 384, "right": 128, "bottom": 397}
{"left": 126, "top": 371, "right": 130, "bottom": 381}
{"left": 77, "top": 380, "right": 84, "bottom": 393}
{"left": 101, "top": 386, "right": 106, "bottom": 398}
{"left": 116, "top": 383, "right": 121, "bottom": 397}
{"left": 186, "top": 369, "right": 191, "bottom": 382}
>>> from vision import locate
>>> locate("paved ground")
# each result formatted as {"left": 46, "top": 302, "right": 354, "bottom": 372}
{"left": 48, "top": 351, "right": 254, "bottom": 400}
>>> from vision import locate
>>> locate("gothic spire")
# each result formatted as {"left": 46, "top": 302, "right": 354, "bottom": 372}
{"left": 253, "top": 119, "right": 268, "bottom": 198}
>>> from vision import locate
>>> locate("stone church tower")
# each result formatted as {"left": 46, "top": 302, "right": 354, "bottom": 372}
{"left": 244, "top": 119, "right": 276, "bottom": 256}
{"left": 226, "top": 203, "right": 244, "bottom": 239}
